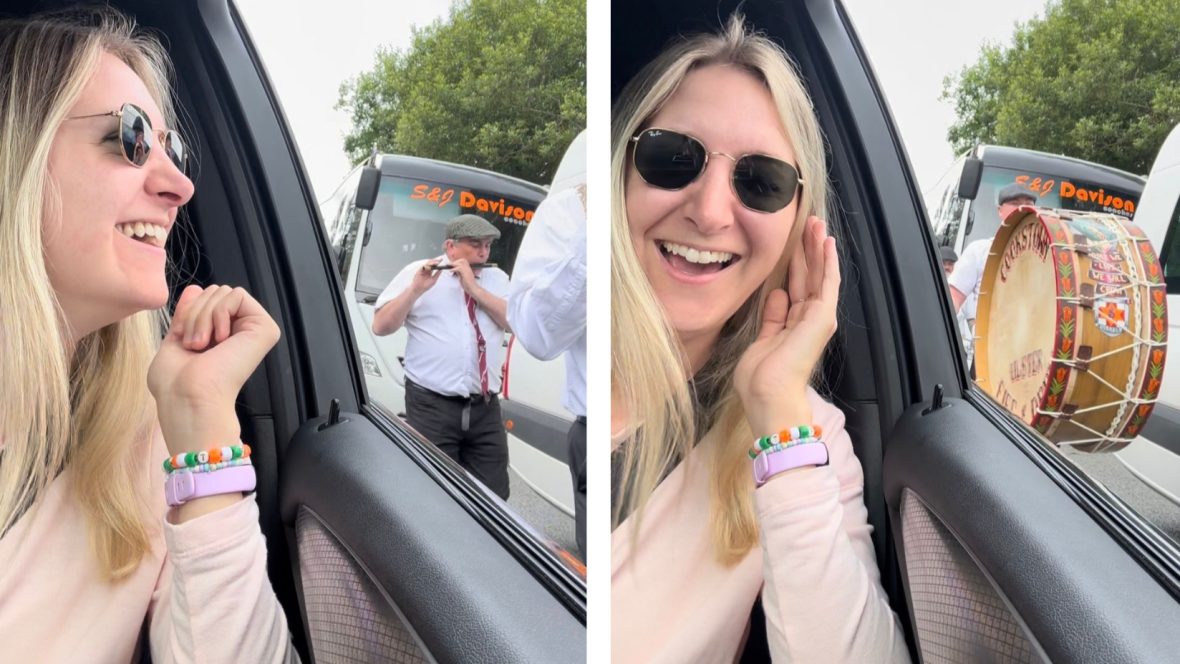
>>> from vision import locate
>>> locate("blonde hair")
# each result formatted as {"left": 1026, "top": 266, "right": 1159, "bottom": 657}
{"left": 611, "top": 15, "right": 831, "bottom": 563}
{"left": 0, "top": 9, "right": 180, "bottom": 579}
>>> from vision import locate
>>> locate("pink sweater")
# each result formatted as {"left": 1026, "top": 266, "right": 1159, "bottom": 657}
{"left": 612, "top": 389, "right": 911, "bottom": 663}
{"left": 0, "top": 428, "right": 293, "bottom": 663}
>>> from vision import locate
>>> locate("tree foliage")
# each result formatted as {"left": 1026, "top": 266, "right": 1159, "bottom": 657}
{"left": 942, "top": 0, "right": 1180, "bottom": 173}
{"left": 337, "top": 0, "right": 585, "bottom": 184}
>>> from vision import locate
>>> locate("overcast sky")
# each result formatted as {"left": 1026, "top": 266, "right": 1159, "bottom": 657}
{"left": 234, "top": 0, "right": 454, "bottom": 201}
{"left": 234, "top": 0, "right": 1038, "bottom": 201}
{"left": 842, "top": 0, "right": 1041, "bottom": 194}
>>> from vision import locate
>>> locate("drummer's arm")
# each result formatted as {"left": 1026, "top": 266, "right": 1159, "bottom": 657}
{"left": 950, "top": 286, "right": 967, "bottom": 312}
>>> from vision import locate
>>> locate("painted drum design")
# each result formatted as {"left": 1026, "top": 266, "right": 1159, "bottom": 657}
{"left": 975, "top": 207, "right": 1168, "bottom": 452}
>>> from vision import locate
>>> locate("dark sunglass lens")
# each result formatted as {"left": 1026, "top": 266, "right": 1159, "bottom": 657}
{"left": 164, "top": 130, "right": 188, "bottom": 174}
{"left": 733, "top": 155, "right": 799, "bottom": 212}
{"left": 634, "top": 130, "right": 706, "bottom": 189}
{"left": 121, "top": 104, "right": 152, "bottom": 167}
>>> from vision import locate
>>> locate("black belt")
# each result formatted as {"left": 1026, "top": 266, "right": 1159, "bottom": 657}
{"left": 406, "top": 377, "right": 496, "bottom": 404}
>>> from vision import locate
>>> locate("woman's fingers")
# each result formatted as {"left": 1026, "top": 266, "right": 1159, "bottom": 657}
{"left": 185, "top": 285, "right": 233, "bottom": 348}
{"left": 756, "top": 288, "right": 789, "bottom": 342}
{"left": 807, "top": 217, "right": 827, "bottom": 298}
{"left": 170, "top": 284, "right": 204, "bottom": 338}
{"left": 212, "top": 292, "right": 234, "bottom": 343}
{"left": 821, "top": 236, "right": 841, "bottom": 311}
{"left": 787, "top": 221, "right": 809, "bottom": 304}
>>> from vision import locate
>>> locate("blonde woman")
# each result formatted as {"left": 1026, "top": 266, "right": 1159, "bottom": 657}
{"left": 0, "top": 10, "right": 293, "bottom": 662}
{"left": 611, "top": 16, "right": 910, "bottom": 662}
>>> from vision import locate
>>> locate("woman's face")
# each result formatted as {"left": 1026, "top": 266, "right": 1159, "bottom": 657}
{"left": 43, "top": 52, "right": 194, "bottom": 339}
{"left": 625, "top": 64, "right": 799, "bottom": 345}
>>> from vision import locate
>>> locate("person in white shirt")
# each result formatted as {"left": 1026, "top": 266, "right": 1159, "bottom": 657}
{"left": 948, "top": 182, "right": 1039, "bottom": 327}
{"left": 507, "top": 185, "right": 588, "bottom": 558}
{"left": 948, "top": 182, "right": 1038, "bottom": 376}
{"left": 372, "top": 214, "right": 512, "bottom": 499}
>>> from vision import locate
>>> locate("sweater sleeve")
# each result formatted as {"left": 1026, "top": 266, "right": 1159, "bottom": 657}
{"left": 147, "top": 494, "right": 297, "bottom": 663}
{"left": 756, "top": 393, "right": 911, "bottom": 663}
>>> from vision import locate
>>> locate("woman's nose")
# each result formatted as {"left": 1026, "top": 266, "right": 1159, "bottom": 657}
{"left": 686, "top": 157, "right": 737, "bottom": 234}
{"left": 143, "top": 139, "right": 194, "bottom": 208}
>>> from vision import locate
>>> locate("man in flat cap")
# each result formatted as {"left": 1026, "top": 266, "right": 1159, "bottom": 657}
{"left": 949, "top": 182, "right": 1039, "bottom": 326}
{"left": 371, "top": 214, "right": 512, "bottom": 499}
{"left": 948, "top": 182, "right": 1038, "bottom": 372}
{"left": 939, "top": 245, "right": 959, "bottom": 277}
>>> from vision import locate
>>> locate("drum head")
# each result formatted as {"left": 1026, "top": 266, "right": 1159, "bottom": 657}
{"left": 976, "top": 210, "right": 1056, "bottom": 423}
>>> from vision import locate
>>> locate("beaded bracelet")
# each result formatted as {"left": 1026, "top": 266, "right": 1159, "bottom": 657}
{"left": 164, "top": 444, "right": 252, "bottom": 473}
{"left": 748, "top": 425, "right": 824, "bottom": 459}
{"left": 169, "top": 458, "right": 253, "bottom": 474}
{"left": 748, "top": 437, "right": 819, "bottom": 460}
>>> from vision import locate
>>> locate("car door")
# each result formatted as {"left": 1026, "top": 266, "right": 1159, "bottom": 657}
{"left": 614, "top": 0, "right": 1180, "bottom": 661}
{"left": 22, "top": 0, "right": 586, "bottom": 661}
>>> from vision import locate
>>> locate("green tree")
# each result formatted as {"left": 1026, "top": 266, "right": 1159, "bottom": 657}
{"left": 942, "top": 0, "right": 1180, "bottom": 173}
{"left": 337, "top": 0, "right": 585, "bottom": 184}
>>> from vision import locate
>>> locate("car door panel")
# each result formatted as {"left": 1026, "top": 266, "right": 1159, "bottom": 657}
{"left": 886, "top": 396, "right": 1180, "bottom": 662}
{"left": 281, "top": 412, "right": 584, "bottom": 663}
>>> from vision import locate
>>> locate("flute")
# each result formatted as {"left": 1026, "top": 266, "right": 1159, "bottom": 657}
{"left": 428, "top": 262, "right": 498, "bottom": 271}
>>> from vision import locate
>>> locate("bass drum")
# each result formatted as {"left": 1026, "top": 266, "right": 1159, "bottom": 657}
{"left": 975, "top": 208, "right": 1168, "bottom": 452}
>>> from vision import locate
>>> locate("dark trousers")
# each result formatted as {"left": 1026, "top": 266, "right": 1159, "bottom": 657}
{"left": 404, "top": 379, "right": 510, "bottom": 500}
{"left": 568, "top": 416, "right": 587, "bottom": 560}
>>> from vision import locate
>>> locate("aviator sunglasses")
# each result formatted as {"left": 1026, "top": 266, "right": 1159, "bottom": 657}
{"left": 630, "top": 128, "right": 804, "bottom": 213}
{"left": 68, "top": 102, "right": 189, "bottom": 174}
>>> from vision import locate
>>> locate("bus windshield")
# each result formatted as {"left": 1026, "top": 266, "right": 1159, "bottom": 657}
{"left": 356, "top": 174, "right": 539, "bottom": 297}
{"left": 930, "top": 148, "right": 1146, "bottom": 253}
{"left": 967, "top": 165, "right": 1142, "bottom": 244}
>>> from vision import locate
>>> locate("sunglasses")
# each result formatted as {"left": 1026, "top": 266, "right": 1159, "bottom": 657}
{"left": 630, "top": 128, "right": 804, "bottom": 213}
{"left": 69, "top": 102, "right": 189, "bottom": 174}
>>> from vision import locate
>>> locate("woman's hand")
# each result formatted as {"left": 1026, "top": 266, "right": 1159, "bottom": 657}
{"left": 148, "top": 285, "right": 281, "bottom": 456}
{"left": 734, "top": 217, "right": 840, "bottom": 435}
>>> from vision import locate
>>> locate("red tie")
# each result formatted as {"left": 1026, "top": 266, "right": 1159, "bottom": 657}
{"left": 464, "top": 293, "right": 489, "bottom": 399}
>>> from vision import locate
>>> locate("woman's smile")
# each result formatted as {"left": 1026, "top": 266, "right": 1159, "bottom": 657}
{"left": 656, "top": 239, "right": 742, "bottom": 283}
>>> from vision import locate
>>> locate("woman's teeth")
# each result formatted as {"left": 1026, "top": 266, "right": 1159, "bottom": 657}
{"left": 660, "top": 241, "right": 734, "bottom": 265}
{"left": 117, "top": 221, "right": 167, "bottom": 248}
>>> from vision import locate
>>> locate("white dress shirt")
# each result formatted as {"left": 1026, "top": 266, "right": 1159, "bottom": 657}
{"left": 376, "top": 254, "right": 509, "bottom": 397}
{"left": 507, "top": 186, "right": 587, "bottom": 417}
{"left": 948, "top": 236, "right": 992, "bottom": 323}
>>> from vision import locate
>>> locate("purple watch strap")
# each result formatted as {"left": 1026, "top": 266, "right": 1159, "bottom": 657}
{"left": 166, "top": 465, "right": 257, "bottom": 507}
{"left": 753, "top": 442, "right": 829, "bottom": 487}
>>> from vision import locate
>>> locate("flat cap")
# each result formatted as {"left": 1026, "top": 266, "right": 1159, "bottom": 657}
{"left": 939, "top": 245, "right": 959, "bottom": 263}
{"left": 996, "top": 182, "right": 1039, "bottom": 205}
{"left": 445, "top": 214, "right": 501, "bottom": 240}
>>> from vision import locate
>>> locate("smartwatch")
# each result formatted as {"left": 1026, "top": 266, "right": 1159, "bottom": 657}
{"left": 753, "top": 442, "right": 829, "bottom": 487}
{"left": 165, "top": 465, "right": 257, "bottom": 507}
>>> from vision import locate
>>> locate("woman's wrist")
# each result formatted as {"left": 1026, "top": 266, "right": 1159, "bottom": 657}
{"left": 158, "top": 403, "right": 242, "bottom": 456}
{"left": 171, "top": 492, "right": 245, "bottom": 524}
{"left": 745, "top": 389, "right": 813, "bottom": 437}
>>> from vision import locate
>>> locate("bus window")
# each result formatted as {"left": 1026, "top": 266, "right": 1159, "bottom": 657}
{"left": 964, "top": 165, "right": 1141, "bottom": 247}
{"left": 926, "top": 156, "right": 968, "bottom": 247}
{"left": 355, "top": 175, "right": 538, "bottom": 299}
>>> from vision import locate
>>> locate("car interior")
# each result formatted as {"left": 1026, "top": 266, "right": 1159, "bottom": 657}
{"left": 618, "top": 1, "right": 1180, "bottom": 662}
{"left": 9, "top": 0, "right": 585, "bottom": 662}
